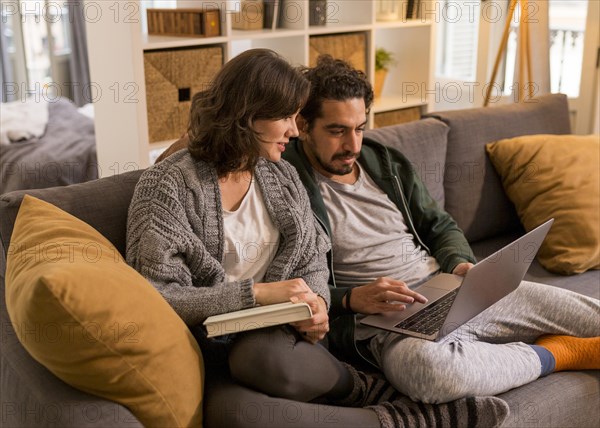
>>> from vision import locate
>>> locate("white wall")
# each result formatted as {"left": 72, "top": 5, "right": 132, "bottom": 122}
{"left": 85, "top": 0, "right": 149, "bottom": 177}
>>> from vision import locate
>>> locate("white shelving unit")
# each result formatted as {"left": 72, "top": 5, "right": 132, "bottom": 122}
{"left": 86, "top": 0, "right": 434, "bottom": 175}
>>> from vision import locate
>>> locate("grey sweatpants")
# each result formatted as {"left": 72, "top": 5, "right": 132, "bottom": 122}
{"left": 369, "top": 281, "right": 600, "bottom": 403}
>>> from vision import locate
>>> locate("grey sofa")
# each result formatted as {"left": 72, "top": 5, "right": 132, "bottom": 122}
{"left": 1, "top": 93, "right": 598, "bottom": 427}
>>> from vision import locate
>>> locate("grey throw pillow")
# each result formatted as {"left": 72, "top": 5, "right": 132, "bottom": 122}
{"left": 365, "top": 118, "right": 449, "bottom": 209}
{"left": 425, "top": 93, "right": 571, "bottom": 242}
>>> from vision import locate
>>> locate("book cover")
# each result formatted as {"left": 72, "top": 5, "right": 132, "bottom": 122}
{"left": 406, "top": 0, "right": 415, "bottom": 20}
{"left": 263, "top": 0, "right": 274, "bottom": 29}
{"left": 203, "top": 302, "right": 312, "bottom": 338}
{"left": 309, "top": 0, "right": 327, "bottom": 26}
{"left": 277, "top": 0, "right": 286, "bottom": 28}
{"left": 272, "top": 0, "right": 280, "bottom": 29}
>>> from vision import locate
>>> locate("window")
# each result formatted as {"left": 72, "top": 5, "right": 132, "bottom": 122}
{"left": 435, "top": 0, "right": 480, "bottom": 81}
{"left": 502, "top": 0, "right": 587, "bottom": 97}
{"left": 436, "top": 0, "right": 590, "bottom": 99}
{"left": 2, "top": 0, "right": 71, "bottom": 98}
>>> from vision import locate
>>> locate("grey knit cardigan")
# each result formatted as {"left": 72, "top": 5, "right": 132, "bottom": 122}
{"left": 126, "top": 150, "right": 331, "bottom": 327}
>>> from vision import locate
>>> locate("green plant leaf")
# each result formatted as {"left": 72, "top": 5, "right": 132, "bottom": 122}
{"left": 375, "top": 47, "right": 394, "bottom": 71}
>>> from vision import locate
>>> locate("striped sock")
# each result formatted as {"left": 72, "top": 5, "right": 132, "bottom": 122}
{"left": 369, "top": 396, "right": 509, "bottom": 428}
{"left": 335, "top": 363, "right": 400, "bottom": 407}
{"left": 535, "top": 335, "right": 600, "bottom": 371}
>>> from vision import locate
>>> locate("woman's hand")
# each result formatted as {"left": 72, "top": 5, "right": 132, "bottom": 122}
{"left": 253, "top": 278, "right": 312, "bottom": 306}
{"left": 290, "top": 293, "right": 329, "bottom": 344}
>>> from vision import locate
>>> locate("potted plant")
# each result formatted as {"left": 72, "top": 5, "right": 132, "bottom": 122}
{"left": 374, "top": 47, "right": 394, "bottom": 98}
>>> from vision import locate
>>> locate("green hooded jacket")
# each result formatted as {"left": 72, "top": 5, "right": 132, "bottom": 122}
{"left": 283, "top": 137, "right": 476, "bottom": 366}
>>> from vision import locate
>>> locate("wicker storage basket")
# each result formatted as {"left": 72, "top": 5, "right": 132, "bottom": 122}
{"left": 374, "top": 106, "right": 422, "bottom": 128}
{"left": 309, "top": 32, "right": 367, "bottom": 72}
{"left": 144, "top": 46, "right": 223, "bottom": 143}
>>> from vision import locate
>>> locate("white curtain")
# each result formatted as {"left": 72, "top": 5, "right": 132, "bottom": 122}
{"left": 0, "top": 19, "right": 14, "bottom": 102}
{"left": 68, "top": 0, "right": 91, "bottom": 106}
{"left": 511, "top": 0, "right": 551, "bottom": 100}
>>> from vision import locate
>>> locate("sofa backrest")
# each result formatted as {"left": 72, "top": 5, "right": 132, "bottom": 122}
{"left": 0, "top": 169, "right": 144, "bottom": 260}
{"left": 365, "top": 118, "right": 449, "bottom": 208}
{"left": 426, "top": 93, "right": 571, "bottom": 242}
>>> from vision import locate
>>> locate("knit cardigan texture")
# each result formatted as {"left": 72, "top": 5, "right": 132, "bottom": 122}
{"left": 126, "top": 150, "right": 331, "bottom": 327}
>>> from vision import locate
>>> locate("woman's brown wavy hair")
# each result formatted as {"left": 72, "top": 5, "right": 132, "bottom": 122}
{"left": 188, "top": 49, "right": 309, "bottom": 177}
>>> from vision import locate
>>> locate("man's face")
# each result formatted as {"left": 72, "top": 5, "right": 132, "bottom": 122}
{"left": 298, "top": 98, "right": 367, "bottom": 179}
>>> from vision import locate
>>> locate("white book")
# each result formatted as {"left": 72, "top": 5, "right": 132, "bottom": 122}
{"left": 203, "top": 302, "right": 312, "bottom": 338}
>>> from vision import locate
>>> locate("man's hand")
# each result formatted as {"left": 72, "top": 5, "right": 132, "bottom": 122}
{"left": 452, "top": 262, "right": 474, "bottom": 276}
{"left": 290, "top": 294, "right": 329, "bottom": 344}
{"left": 345, "top": 277, "right": 428, "bottom": 315}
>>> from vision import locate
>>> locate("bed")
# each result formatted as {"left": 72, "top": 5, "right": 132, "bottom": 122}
{"left": 0, "top": 97, "right": 98, "bottom": 195}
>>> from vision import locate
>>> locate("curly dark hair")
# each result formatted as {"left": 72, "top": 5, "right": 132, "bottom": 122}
{"left": 300, "top": 55, "right": 373, "bottom": 129}
{"left": 188, "top": 49, "right": 309, "bottom": 177}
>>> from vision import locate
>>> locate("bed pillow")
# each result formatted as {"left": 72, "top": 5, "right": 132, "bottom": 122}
{"left": 5, "top": 195, "right": 204, "bottom": 427}
{"left": 486, "top": 134, "right": 599, "bottom": 274}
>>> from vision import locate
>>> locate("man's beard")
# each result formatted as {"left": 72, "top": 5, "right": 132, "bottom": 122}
{"left": 317, "top": 151, "right": 360, "bottom": 176}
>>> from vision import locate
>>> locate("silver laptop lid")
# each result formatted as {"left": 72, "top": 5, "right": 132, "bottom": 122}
{"left": 437, "top": 218, "right": 554, "bottom": 338}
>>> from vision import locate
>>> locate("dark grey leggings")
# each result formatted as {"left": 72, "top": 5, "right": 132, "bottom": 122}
{"left": 203, "top": 326, "right": 380, "bottom": 427}
{"left": 228, "top": 326, "right": 354, "bottom": 402}
{"left": 203, "top": 373, "right": 379, "bottom": 428}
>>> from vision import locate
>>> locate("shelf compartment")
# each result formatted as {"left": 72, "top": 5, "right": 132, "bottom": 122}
{"left": 374, "top": 25, "right": 431, "bottom": 103}
{"left": 311, "top": 0, "right": 373, "bottom": 28}
{"left": 230, "top": 35, "right": 306, "bottom": 66}
{"left": 144, "top": 45, "right": 223, "bottom": 143}
{"left": 309, "top": 31, "right": 368, "bottom": 72}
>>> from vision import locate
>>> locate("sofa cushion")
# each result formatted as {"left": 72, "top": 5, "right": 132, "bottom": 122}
{"left": 499, "top": 371, "right": 600, "bottom": 428}
{"left": 486, "top": 134, "right": 599, "bottom": 274}
{"left": 365, "top": 118, "right": 449, "bottom": 208}
{"left": 5, "top": 195, "right": 204, "bottom": 428}
{"left": 426, "top": 94, "right": 571, "bottom": 242}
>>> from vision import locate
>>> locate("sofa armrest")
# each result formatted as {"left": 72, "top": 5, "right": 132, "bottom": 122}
{"left": 1, "top": 333, "right": 143, "bottom": 428}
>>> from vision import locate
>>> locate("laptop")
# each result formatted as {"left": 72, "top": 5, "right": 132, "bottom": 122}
{"left": 360, "top": 218, "right": 554, "bottom": 341}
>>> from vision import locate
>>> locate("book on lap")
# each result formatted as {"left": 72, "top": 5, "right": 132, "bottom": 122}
{"left": 203, "top": 302, "right": 312, "bottom": 338}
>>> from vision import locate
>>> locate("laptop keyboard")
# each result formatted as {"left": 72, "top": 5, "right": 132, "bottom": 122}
{"left": 395, "top": 289, "right": 459, "bottom": 336}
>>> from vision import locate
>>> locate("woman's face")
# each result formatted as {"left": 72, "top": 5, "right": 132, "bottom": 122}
{"left": 253, "top": 112, "right": 300, "bottom": 162}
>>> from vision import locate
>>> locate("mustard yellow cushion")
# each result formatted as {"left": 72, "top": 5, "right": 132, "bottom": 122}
{"left": 5, "top": 195, "right": 204, "bottom": 427}
{"left": 486, "top": 134, "right": 600, "bottom": 274}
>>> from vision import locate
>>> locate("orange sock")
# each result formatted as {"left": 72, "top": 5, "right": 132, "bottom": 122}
{"left": 535, "top": 335, "right": 600, "bottom": 372}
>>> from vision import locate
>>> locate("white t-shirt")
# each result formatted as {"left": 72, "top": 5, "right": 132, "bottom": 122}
{"left": 315, "top": 164, "right": 440, "bottom": 289}
{"left": 222, "top": 179, "right": 280, "bottom": 283}
{"left": 315, "top": 164, "right": 440, "bottom": 340}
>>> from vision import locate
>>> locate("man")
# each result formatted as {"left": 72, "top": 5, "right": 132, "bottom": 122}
{"left": 283, "top": 55, "right": 600, "bottom": 404}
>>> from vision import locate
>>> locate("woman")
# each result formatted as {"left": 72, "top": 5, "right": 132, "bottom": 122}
{"left": 126, "top": 49, "right": 507, "bottom": 428}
